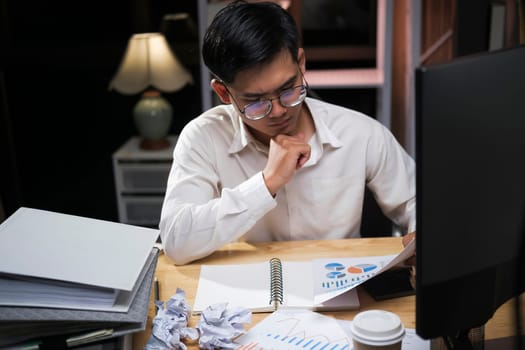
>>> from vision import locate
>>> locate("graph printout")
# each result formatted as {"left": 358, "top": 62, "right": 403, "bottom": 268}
{"left": 235, "top": 309, "right": 430, "bottom": 350}
{"left": 235, "top": 309, "right": 352, "bottom": 350}
{"left": 312, "top": 239, "right": 416, "bottom": 305}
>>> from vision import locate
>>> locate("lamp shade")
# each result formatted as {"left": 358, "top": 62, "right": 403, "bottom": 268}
{"left": 109, "top": 33, "right": 193, "bottom": 95}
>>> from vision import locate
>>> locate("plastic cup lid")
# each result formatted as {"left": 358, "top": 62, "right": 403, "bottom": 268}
{"left": 350, "top": 310, "right": 406, "bottom": 346}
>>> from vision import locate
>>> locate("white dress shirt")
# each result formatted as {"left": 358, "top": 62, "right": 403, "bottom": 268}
{"left": 160, "top": 98, "right": 415, "bottom": 265}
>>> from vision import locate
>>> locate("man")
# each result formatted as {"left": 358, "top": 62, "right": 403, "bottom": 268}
{"left": 159, "top": 0, "right": 415, "bottom": 265}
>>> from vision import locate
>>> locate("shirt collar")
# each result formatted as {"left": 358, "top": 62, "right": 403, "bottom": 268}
{"left": 306, "top": 98, "right": 343, "bottom": 149}
{"left": 227, "top": 97, "right": 343, "bottom": 154}
{"left": 228, "top": 113, "right": 258, "bottom": 154}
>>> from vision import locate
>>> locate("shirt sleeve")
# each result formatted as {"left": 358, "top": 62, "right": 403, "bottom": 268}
{"left": 159, "top": 127, "right": 276, "bottom": 265}
{"left": 365, "top": 123, "right": 416, "bottom": 234}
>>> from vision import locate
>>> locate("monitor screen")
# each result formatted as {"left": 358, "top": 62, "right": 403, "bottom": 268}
{"left": 415, "top": 45, "right": 525, "bottom": 344}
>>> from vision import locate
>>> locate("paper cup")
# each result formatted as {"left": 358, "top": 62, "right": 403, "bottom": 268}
{"left": 350, "top": 310, "right": 405, "bottom": 350}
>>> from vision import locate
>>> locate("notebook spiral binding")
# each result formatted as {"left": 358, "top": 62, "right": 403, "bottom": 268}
{"left": 269, "top": 257, "right": 283, "bottom": 309}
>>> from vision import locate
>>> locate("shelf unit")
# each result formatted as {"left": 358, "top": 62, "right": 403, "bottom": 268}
{"left": 112, "top": 136, "right": 177, "bottom": 227}
{"left": 197, "top": 0, "right": 393, "bottom": 128}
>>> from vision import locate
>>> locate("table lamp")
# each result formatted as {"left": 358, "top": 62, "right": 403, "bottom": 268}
{"left": 109, "top": 33, "right": 193, "bottom": 150}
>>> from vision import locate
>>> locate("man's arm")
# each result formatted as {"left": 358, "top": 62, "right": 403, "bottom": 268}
{"left": 366, "top": 124, "right": 416, "bottom": 234}
{"left": 159, "top": 131, "right": 276, "bottom": 265}
{"left": 159, "top": 121, "right": 312, "bottom": 265}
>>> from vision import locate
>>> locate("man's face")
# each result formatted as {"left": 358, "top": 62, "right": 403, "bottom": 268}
{"left": 219, "top": 49, "right": 307, "bottom": 144}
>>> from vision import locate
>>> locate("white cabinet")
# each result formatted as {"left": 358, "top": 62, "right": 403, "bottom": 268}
{"left": 112, "top": 136, "right": 177, "bottom": 227}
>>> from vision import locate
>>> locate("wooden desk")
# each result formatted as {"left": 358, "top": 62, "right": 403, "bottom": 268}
{"left": 132, "top": 237, "right": 522, "bottom": 349}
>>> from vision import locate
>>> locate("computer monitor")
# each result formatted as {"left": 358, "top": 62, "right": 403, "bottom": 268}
{"left": 415, "top": 45, "right": 525, "bottom": 349}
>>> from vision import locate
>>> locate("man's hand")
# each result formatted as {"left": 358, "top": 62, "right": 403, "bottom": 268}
{"left": 262, "top": 133, "right": 311, "bottom": 196}
{"left": 402, "top": 231, "right": 416, "bottom": 266}
{"left": 402, "top": 232, "right": 417, "bottom": 289}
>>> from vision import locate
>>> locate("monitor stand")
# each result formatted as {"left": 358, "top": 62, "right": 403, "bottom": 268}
{"left": 442, "top": 331, "right": 475, "bottom": 350}
{"left": 435, "top": 326, "right": 485, "bottom": 350}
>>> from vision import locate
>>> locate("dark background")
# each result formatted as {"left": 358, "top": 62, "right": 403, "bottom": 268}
{"left": 0, "top": 0, "right": 202, "bottom": 221}
{"left": 0, "top": 0, "right": 501, "bottom": 225}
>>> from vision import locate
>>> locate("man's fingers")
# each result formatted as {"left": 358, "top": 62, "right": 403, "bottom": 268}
{"left": 264, "top": 134, "right": 311, "bottom": 194}
{"left": 273, "top": 134, "right": 311, "bottom": 169}
{"left": 296, "top": 153, "right": 309, "bottom": 169}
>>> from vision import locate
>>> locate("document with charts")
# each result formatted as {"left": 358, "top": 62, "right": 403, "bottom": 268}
{"left": 312, "top": 238, "right": 415, "bottom": 305}
{"left": 235, "top": 309, "right": 352, "bottom": 350}
{"left": 234, "top": 309, "right": 430, "bottom": 350}
{"left": 193, "top": 239, "right": 415, "bottom": 313}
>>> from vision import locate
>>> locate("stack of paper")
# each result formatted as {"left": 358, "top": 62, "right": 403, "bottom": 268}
{"left": 0, "top": 274, "right": 119, "bottom": 310}
{"left": 0, "top": 207, "right": 160, "bottom": 347}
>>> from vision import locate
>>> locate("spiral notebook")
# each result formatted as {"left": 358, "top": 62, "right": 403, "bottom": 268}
{"left": 193, "top": 240, "right": 415, "bottom": 314}
{"left": 192, "top": 258, "right": 360, "bottom": 314}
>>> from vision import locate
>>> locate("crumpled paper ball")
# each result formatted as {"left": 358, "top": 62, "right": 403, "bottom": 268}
{"left": 145, "top": 288, "right": 199, "bottom": 350}
{"left": 197, "top": 302, "right": 251, "bottom": 349}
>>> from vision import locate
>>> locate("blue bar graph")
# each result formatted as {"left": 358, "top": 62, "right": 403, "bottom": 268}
{"left": 235, "top": 310, "right": 353, "bottom": 350}
{"left": 261, "top": 332, "right": 352, "bottom": 350}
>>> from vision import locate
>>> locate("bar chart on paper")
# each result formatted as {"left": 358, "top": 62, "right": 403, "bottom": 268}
{"left": 237, "top": 334, "right": 351, "bottom": 350}
{"left": 235, "top": 309, "right": 431, "bottom": 350}
{"left": 235, "top": 310, "right": 352, "bottom": 350}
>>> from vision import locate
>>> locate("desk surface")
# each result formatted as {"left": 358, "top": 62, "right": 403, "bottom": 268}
{"left": 133, "top": 237, "right": 522, "bottom": 349}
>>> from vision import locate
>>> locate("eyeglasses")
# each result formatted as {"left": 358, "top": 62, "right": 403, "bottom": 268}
{"left": 224, "top": 79, "right": 309, "bottom": 121}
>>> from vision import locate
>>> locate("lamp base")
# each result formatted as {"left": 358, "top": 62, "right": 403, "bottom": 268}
{"left": 140, "top": 138, "right": 171, "bottom": 150}
{"left": 133, "top": 90, "right": 173, "bottom": 151}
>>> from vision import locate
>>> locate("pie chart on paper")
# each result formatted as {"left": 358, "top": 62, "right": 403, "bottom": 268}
{"left": 347, "top": 263, "right": 377, "bottom": 274}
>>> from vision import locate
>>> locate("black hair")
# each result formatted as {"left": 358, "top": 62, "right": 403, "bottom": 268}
{"left": 202, "top": 0, "right": 300, "bottom": 84}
